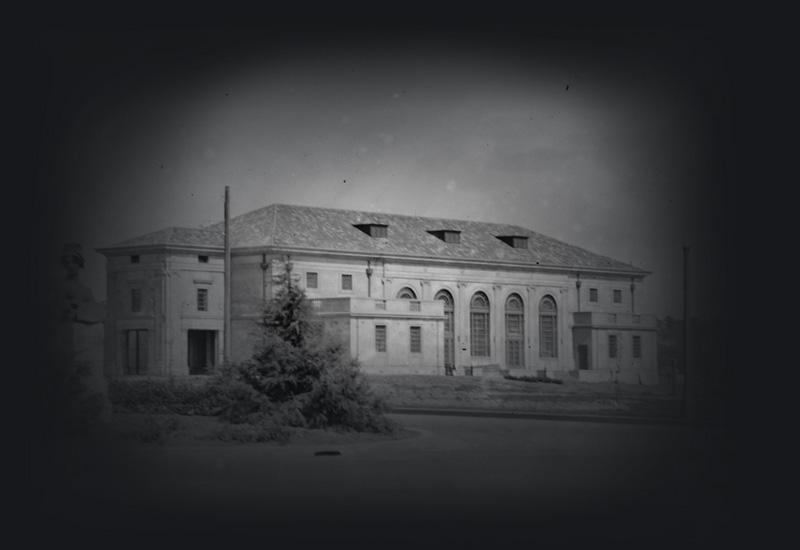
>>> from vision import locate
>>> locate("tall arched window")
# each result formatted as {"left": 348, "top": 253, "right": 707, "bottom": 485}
{"left": 539, "top": 295, "right": 558, "bottom": 358}
{"left": 396, "top": 287, "right": 417, "bottom": 299}
{"left": 505, "top": 294, "right": 524, "bottom": 367}
{"left": 470, "top": 292, "right": 490, "bottom": 357}
{"left": 435, "top": 290, "right": 455, "bottom": 373}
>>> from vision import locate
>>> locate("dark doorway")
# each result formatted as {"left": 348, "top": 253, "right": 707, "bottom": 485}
{"left": 578, "top": 344, "right": 589, "bottom": 370}
{"left": 188, "top": 330, "right": 217, "bottom": 374}
{"left": 125, "top": 329, "right": 148, "bottom": 375}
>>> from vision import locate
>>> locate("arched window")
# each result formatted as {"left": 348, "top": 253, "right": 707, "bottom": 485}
{"left": 539, "top": 295, "right": 558, "bottom": 358}
{"left": 396, "top": 287, "right": 417, "bottom": 299}
{"left": 470, "top": 292, "right": 490, "bottom": 357}
{"left": 505, "top": 294, "right": 524, "bottom": 367}
{"left": 435, "top": 290, "right": 455, "bottom": 372}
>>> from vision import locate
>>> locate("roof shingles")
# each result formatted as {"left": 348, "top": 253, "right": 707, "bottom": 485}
{"left": 104, "top": 204, "right": 644, "bottom": 274}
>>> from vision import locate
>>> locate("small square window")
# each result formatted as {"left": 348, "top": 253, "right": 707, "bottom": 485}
{"left": 375, "top": 325, "right": 386, "bottom": 352}
{"left": 613, "top": 289, "right": 622, "bottom": 303}
{"left": 410, "top": 326, "right": 421, "bottom": 353}
{"left": 198, "top": 255, "right": 209, "bottom": 263}
{"left": 444, "top": 231, "right": 460, "bottom": 244}
{"left": 589, "top": 288, "right": 598, "bottom": 302}
{"left": 131, "top": 288, "right": 142, "bottom": 313}
{"left": 307, "top": 272, "right": 318, "bottom": 289}
{"left": 341, "top": 274, "right": 353, "bottom": 290}
{"left": 197, "top": 288, "right": 208, "bottom": 311}
{"left": 131, "top": 255, "right": 140, "bottom": 264}
{"left": 609, "top": 335, "right": 618, "bottom": 358}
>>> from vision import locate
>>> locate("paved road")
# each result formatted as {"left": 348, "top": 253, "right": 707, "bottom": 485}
{"left": 33, "top": 414, "right": 731, "bottom": 548}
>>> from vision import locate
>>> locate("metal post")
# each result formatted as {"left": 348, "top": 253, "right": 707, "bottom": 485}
{"left": 681, "top": 245, "right": 689, "bottom": 420}
{"left": 224, "top": 186, "right": 231, "bottom": 365}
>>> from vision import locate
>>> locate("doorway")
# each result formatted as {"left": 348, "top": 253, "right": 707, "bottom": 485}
{"left": 578, "top": 344, "right": 589, "bottom": 370}
{"left": 188, "top": 330, "right": 217, "bottom": 374}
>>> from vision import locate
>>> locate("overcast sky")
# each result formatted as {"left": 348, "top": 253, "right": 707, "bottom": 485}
{"left": 34, "top": 25, "right": 731, "bottom": 319}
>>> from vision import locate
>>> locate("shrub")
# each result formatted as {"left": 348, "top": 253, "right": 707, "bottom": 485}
{"left": 207, "top": 262, "right": 397, "bottom": 434}
{"left": 503, "top": 374, "right": 564, "bottom": 384}
{"left": 109, "top": 378, "right": 224, "bottom": 415}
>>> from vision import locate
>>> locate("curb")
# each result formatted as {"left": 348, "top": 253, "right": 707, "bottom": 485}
{"left": 387, "top": 407, "right": 685, "bottom": 425}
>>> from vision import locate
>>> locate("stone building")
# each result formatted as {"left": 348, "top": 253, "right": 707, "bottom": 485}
{"left": 98, "top": 203, "right": 658, "bottom": 384}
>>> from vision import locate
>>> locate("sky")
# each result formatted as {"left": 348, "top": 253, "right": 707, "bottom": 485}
{"left": 32, "top": 24, "right": 732, "bottom": 320}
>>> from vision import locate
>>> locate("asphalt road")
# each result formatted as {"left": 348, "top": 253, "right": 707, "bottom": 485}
{"left": 32, "top": 414, "right": 732, "bottom": 548}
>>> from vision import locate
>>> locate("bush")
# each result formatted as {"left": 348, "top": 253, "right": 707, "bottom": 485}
{"left": 207, "top": 262, "right": 396, "bottom": 434}
{"left": 109, "top": 378, "right": 225, "bottom": 415}
{"left": 208, "top": 335, "right": 395, "bottom": 434}
{"left": 503, "top": 374, "right": 564, "bottom": 384}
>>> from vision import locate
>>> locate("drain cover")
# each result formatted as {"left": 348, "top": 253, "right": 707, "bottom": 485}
{"left": 314, "top": 450, "right": 341, "bottom": 456}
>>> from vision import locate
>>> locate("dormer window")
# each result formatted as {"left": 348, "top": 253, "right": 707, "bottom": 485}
{"left": 354, "top": 223, "right": 388, "bottom": 238}
{"left": 428, "top": 230, "right": 461, "bottom": 244}
{"left": 496, "top": 235, "right": 528, "bottom": 249}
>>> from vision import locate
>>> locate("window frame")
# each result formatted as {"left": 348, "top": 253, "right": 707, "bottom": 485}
{"left": 197, "top": 288, "right": 209, "bottom": 312}
{"left": 306, "top": 272, "right": 318, "bottom": 289}
{"left": 375, "top": 325, "right": 387, "bottom": 352}
{"left": 341, "top": 274, "right": 353, "bottom": 291}
{"left": 539, "top": 295, "right": 558, "bottom": 358}
{"left": 609, "top": 334, "right": 618, "bottom": 358}
{"left": 410, "top": 326, "right": 421, "bottom": 353}
{"left": 470, "top": 292, "right": 490, "bottom": 357}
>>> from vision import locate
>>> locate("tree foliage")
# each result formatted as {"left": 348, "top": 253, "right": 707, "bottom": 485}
{"left": 209, "top": 261, "right": 396, "bottom": 434}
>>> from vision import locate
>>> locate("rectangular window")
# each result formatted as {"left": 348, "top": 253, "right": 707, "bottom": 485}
{"left": 613, "top": 289, "right": 622, "bottom": 303}
{"left": 444, "top": 231, "right": 460, "bottom": 244}
{"left": 306, "top": 272, "right": 318, "bottom": 289}
{"left": 198, "top": 255, "right": 209, "bottom": 263}
{"left": 130, "top": 255, "right": 140, "bottom": 264}
{"left": 375, "top": 325, "right": 386, "bottom": 352}
{"left": 589, "top": 288, "right": 598, "bottom": 302}
{"left": 125, "top": 329, "right": 148, "bottom": 375}
{"left": 410, "top": 326, "right": 421, "bottom": 353}
{"left": 371, "top": 225, "right": 388, "bottom": 238}
{"left": 131, "top": 288, "right": 142, "bottom": 313}
{"left": 609, "top": 335, "right": 618, "bottom": 358}
{"left": 540, "top": 316, "right": 557, "bottom": 358}
{"left": 341, "top": 274, "right": 353, "bottom": 290}
{"left": 470, "top": 312, "right": 490, "bottom": 356}
{"left": 633, "top": 335, "right": 642, "bottom": 358}
{"left": 197, "top": 288, "right": 208, "bottom": 311}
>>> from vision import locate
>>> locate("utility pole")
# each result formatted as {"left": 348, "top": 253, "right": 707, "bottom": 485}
{"left": 224, "top": 186, "right": 231, "bottom": 365}
{"left": 681, "top": 245, "right": 689, "bottom": 420}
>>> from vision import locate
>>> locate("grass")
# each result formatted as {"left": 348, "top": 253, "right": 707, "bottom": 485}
{"left": 105, "top": 373, "right": 680, "bottom": 446}
{"left": 366, "top": 374, "right": 680, "bottom": 418}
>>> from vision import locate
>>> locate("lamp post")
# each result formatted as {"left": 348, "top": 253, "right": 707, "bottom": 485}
{"left": 366, "top": 260, "right": 373, "bottom": 297}
{"left": 575, "top": 272, "right": 582, "bottom": 312}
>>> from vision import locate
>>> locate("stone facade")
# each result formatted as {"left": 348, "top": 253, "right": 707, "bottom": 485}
{"left": 98, "top": 204, "right": 658, "bottom": 383}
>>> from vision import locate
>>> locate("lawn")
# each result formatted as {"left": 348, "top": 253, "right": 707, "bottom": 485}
{"left": 102, "top": 373, "right": 681, "bottom": 447}
{"left": 367, "top": 374, "right": 681, "bottom": 418}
